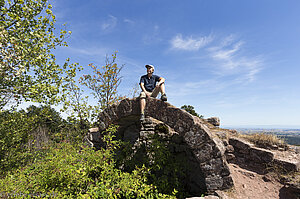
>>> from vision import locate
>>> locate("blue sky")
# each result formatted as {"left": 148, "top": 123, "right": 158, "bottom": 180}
{"left": 50, "top": 0, "right": 300, "bottom": 127}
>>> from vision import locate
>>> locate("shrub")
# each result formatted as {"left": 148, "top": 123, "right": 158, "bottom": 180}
{"left": 0, "top": 110, "right": 34, "bottom": 176}
{"left": 0, "top": 106, "right": 89, "bottom": 176}
{"left": 0, "top": 125, "right": 176, "bottom": 198}
{"left": 181, "top": 105, "right": 204, "bottom": 118}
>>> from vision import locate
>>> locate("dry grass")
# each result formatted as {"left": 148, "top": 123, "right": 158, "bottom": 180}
{"left": 283, "top": 171, "right": 300, "bottom": 183}
{"left": 239, "top": 133, "right": 287, "bottom": 149}
{"left": 293, "top": 171, "right": 300, "bottom": 183}
{"left": 222, "top": 187, "right": 237, "bottom": 199}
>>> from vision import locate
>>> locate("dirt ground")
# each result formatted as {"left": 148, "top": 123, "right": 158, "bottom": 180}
{"left": 226, "top": 163, "right": 298, "bottom": 199}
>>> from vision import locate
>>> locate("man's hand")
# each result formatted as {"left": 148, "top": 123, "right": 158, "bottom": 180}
{"left": 146, "top": 93, "right": 151, "bottom": 98}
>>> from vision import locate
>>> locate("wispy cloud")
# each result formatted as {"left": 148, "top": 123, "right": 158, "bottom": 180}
{"left": 167, "top": 78, "right": 229, "bottom": 98}
{"left": 210, "top": 41, "right": 243, "bottom": 64}
{"left": 101, "top": 15, "right": 117, "bottom": 31}
{"left": 208, "top": 35, "right": 263, "bottom": 82}
{"left": 165, "top": 34, "right": 264, "bottom": 101}
{"left": 67, "top": 46, "right": 110, "bottom": 57}
{"left": 143, "top": 25, "right": 161, "bottom": 44}
{"left": 123, "top": 18, "right": 135, "bottom": 25}
{"left": 170, "top": 34, "right": 213, "bottom": 51}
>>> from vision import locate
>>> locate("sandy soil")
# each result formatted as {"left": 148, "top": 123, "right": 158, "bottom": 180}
{"left": 226, "top": 164, "right": 298, "bottom": 199}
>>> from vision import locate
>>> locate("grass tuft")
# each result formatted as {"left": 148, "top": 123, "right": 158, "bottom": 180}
{"left": 240, "top": 133, "right": 287, "bottom": 149}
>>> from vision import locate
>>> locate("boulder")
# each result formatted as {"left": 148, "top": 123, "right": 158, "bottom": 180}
{"left": 205, "top": 117, "right": 220, "bottom": 127}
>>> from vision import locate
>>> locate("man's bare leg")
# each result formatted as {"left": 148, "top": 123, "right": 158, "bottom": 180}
{"left": 140, "top": 98, "right": 146, "bottom": 121}
{"left": 159, "top": 83, "right": 167, "bottom": 101}
{"left": 140, "top": 98, "right": 146, "bottom": 114}
{"left": 160, "top": 83, "right": 165, "bottom": 95}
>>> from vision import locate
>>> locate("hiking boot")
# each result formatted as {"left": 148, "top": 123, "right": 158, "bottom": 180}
{"left": 160, "top": 93, "right": 167, "bottom": 101}
{"left": 140, "top": 113, "right": 145, "bottom": 121}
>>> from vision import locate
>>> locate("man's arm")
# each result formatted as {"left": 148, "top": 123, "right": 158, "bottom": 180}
{"left": 156, "top": 77, "right": 165, "bottom": 87}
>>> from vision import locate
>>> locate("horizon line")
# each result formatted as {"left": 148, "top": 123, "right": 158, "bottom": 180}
{"left": 221, "top": 124, "right": 300, "bottom": 129}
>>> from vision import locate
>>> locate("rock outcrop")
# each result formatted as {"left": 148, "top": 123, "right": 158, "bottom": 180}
{"left": 226, "top": 137, "right": 300, "bottom": 173}
{"left": 212, "top": 129, "right": 300, "bottom": 198}
{"left": 205, "top": 117, "right": 220, "bottom": 127}
{"left": 86, "top": 97, "right": 300, "bottom": 198}
{"left": 88, "top": 98, "right": 234, "bottom": 194}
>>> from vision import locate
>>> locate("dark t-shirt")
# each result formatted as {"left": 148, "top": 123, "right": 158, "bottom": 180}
{"left": 140, "top": 74, "right": 161, "bottom": 92}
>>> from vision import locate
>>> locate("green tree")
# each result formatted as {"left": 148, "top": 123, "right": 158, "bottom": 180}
{"left": 0, "top": 109, "right": 34, "bottom": 176}
{"left": 26, "top": 104, "right": 63, "bottom": 134}
{"left": 61, "top": 62, "right": 92, "bottom": 128}
{"left": 0, "top": 0, "right": 70, "bottom": 109}
{"left": 0, "top": 105, "right": 65, "bottom": 175}
{"left": 181, "top": 105, "right": 204, "bottom": 118}
{"left": 80, "top": 52, "right": 124, "bottom": 116}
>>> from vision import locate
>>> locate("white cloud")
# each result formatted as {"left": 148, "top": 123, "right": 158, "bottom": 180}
{"left": 101, "top": 15, "right": 117, "bottom": 31}
{"left": 123, "top": 18, "right": 135, "bottom": 25}
{"left": 210, "top": 41, "right": 243, "bottom": 63}
{"left": 208, "top": 36, "right": 262, "bottom": 82}
{"left": 165, "top": 35, "right": 264, "bottom": 101}
{"left": 219, "top": 34, "right": 236, "bottom": 49}
{"left": 170, "top": 34, "right": 213, "bottom": 51}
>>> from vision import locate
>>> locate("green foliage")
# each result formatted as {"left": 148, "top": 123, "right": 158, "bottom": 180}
{"left": 0, "top": 0, "right": 71, "bottom": 109}
{"left": 0, "top": 105, "right": 88, "bottom": 176}
{"left": 60, "top": 53, "right": 125, "bottom": 124}
{"left": 53, "top": 117, "right": 90, "bottom": 144}
{"left": 0, "top": 125, "right": 176, "bottom": 198}
{"left": 146, "top": 134, "right": 186, "bottom": 197}
{"left": 0, "top": 109, "right": 34, "bottom": 176}
{"left": 116, "top": 125, "right": 205, "bottom": 198}
{"left": 60, "top": 62, "right": 93, "bottom": 126}
{"left": 80, "top": 52, "right": 124, "bottom": 115}
{"left": 181, "top": 105, "right": 204, "bottom": 118}
{"left": 26, "top": 105, "right": 63, "bottom": 134}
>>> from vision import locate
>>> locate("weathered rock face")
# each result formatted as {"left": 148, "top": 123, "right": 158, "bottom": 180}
{"left": 121, "top": 117, "right": 208, "bottom": 196}
{"left": 91, "top": 98, "right": 234, "bottom": 193}
{"left": 228, "top": 137, "right": 300, "bottom": 173}
{"left": 205, "top": 117, "right": 220, "bottom": 127}
{"left": 228, "top": 138, "right": 275, "bottom": 170}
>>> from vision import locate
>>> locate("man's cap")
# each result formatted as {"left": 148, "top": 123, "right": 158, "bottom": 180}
{"left": 145, "top": 64, "right": 155, "bottom": 70}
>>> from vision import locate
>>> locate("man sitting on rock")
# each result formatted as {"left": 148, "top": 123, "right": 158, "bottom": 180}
{"left": 139, "top": 64, "right": 167, "bottom": 121}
